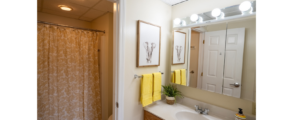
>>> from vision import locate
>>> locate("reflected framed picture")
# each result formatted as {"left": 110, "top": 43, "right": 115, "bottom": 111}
{"left": 137, "top": 20, "right": 161, "bottom": 67}
{"left": 172, "top": 31, "right": 186, "bottom": 65}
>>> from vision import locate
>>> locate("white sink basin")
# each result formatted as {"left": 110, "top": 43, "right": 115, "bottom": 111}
{"left": 175, "top": 111, "right": 209, "bottom": 120}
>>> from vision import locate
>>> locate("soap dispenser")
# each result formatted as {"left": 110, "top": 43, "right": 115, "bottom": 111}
{"left": 235, "top": 108, "right": 246, "bottom": 120}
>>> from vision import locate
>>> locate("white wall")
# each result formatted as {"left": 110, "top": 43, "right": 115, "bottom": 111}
{"left": 37, "top": 12, "right": 91, "bottom": 29}
{"left": 124, "top": 0, "right": 172, "bottom": 119}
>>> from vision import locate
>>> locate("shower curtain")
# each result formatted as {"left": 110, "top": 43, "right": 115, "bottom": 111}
{"left": 37, "top": 23, "right": 102, "bottom": 120}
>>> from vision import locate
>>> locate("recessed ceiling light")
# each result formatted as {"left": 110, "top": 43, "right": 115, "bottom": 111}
{"left": 58, "top": 5, "right": 72, "bottom": 11}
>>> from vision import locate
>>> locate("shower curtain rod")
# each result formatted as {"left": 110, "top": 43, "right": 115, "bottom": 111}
{"left": 37, "top": 21, "right": 105, "bottom": 33}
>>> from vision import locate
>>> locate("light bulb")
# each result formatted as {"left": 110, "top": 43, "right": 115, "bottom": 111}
{"left": 181, "top": 20, "right": 186, "bottom": 26}
{"left": 174, "top": 18, "right": 181, "bottom": 25}
{"left": 190, "top": 14, "right": 199, "bottom": 22}
{"left": 199, "top": 17, "right": 203, "bottom": 22}
{"left": 211, "top": 8, "right": 221, "bottom": 17}
{"left": 239, "top": 1, "right": 252, "bottom": 12}
{"left": 58, "top": 5, "right": 72, "bottom": 11}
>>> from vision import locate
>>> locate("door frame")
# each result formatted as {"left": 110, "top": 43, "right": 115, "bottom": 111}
{"left": 197, "top": 32, "right": 204, "bottom": 89}
{"left": 190, "top": 29, "right": 204, "bottom": 89}
{"left": 186, "top": 28, "right": 191, "bottom": 86}
{"left": 112, "top": 0, "right": 125, "bottom": 120}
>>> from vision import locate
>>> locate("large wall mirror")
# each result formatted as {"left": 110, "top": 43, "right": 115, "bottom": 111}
{"left": 170, "top": 3, "right": 256, "bottom": 102}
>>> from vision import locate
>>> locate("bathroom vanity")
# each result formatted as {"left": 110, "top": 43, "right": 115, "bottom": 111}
{"left": 144, "top": 101, "right": 222, "bottom": 120}
{"left": 144, "top": 97, "right": 256, "bottom": 120}
{"left": 144, "top": 110, "right": 163, "bottom": 120}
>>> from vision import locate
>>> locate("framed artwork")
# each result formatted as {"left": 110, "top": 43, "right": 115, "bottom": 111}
{"left": 172, "top": 31, "right": 186, "bottom": 64}
{"left": 137, "top": 20, "right": 161, "bottom": 67}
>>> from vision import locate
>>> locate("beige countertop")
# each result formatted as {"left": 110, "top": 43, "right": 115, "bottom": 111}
{"left": 144, "top": 100, "right": 223, "bottom": 120}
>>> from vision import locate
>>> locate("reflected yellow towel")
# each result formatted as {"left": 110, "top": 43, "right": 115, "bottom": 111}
{"left": 180, "top": 69, "right": 186, "bottom": 86}
{"left": 140, "top": 74, "right": 153, "bottom": 107}
{"left": 171, "top": 73, "right": 175, "bottom": 83}
{"left": 174, "top": 70, "right": 181, "bottom": 84}
{"left": 152, "top": 72, "right": 162, "bottom": 102}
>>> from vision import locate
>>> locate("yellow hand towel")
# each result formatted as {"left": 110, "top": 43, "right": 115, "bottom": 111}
{"left": 140, "top": 74, "right": 153, "bottom": 107}
{"left": 152, "top": 72, "right": 162, "bottom": 102}
{"left": 174, "top": 70, "right": 181, "bottom": 84}
{"left": 171, "top": 73, "right": 175, "bottom": 83}
{"left": 180, "top": 69, "right": 186, "bottom": 86}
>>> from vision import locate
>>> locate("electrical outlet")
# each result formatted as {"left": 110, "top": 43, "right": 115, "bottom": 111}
{"left": 252, "top": 102, "right": 257, "bottom": 115}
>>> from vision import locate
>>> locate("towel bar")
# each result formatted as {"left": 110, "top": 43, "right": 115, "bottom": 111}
{"left": 171, "top": 69, "right": 187, "bottom": 72}
{"left": 134, "top": 72, "right": 164, "bottom": 79}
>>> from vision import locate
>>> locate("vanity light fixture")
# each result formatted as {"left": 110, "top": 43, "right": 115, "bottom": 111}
{"left": 211, "top": 8, "right": 221, "bottom": 17}
{"left": 181, "top": 20, "right": 186, "bottom": 26}
{"left": 190, "top": 14, "right": 203, "bottom": 23}
{"left": 239, "top": 1, "right": 252, "bottom": 11}
{"left": 239, "top": 1, "right": 253, "bottom": 15}
{"left": 58, "top": 5, "right": 72, "bottom": 11}
{"left": 174, "top": 18, "right": 187, "bottom": 26}
{"left": 174, "top": 18, "right": 181, "bottom": 25}
{"left": 190, "top": 14, "right": 199, "bottom": 22}
{"left": 211, "top": 8, "right": 224, "bottom": 19}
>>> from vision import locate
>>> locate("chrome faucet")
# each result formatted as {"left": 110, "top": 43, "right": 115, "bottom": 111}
{"left": 194, "top": 105, "right": 209, "bottom": 115}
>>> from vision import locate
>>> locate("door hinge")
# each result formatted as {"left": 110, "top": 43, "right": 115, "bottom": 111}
{"left": 201, "top": 72, "right": 203, "bottom": 76}
{"left": 116, "top": 102, "right": 119, "bottom": 108}
{"left": 203, "top": 40, "right": 205, "bottom": 44}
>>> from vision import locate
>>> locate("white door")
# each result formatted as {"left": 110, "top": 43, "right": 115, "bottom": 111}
{"left": 222, "top": 28, "right": 245, "bottom": 98}
{"left": 202, "top": 30, "right": 226, "bottom": 94}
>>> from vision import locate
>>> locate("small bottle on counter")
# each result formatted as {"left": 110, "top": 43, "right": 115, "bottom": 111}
{"left": 235, "top": 108, "right": 246, "bottom": 120}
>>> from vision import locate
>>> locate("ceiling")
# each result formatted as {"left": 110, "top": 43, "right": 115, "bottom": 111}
{"left": 37, "top": 0, "right": 113, "bottom": 22}
{"left": 160, "top": 0, "right": 189, "bottom": 6}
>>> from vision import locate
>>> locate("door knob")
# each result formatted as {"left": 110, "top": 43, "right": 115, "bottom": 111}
{"left": 190, "top": 71, "right": 194, "bottom": 74}
{"left": 230, "top": 82, "right": 240, "bottom": 87}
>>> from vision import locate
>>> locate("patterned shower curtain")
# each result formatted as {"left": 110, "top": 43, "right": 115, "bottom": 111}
{"left": 37, "top": 23, "right": 102, "bottom": 120}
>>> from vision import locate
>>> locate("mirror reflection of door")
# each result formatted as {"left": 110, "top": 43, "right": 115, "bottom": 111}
{"left": 222, "top": 28, "right": 245, "bottom": 98}
{"left": 202, "top": 30, "right": 226, "bottom": 94}
{"left": 199, "top": 28, "right": 245, "bottom": 98}
{"left": 189, "top": 31, "right": 200, "bottom": 88}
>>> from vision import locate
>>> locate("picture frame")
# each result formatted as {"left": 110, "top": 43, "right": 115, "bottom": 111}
{"left": 172, "top": 31, "right": 186, "bottom": 65}
{"left": 137, "top": 20, "right": 161, "bottom": 67}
